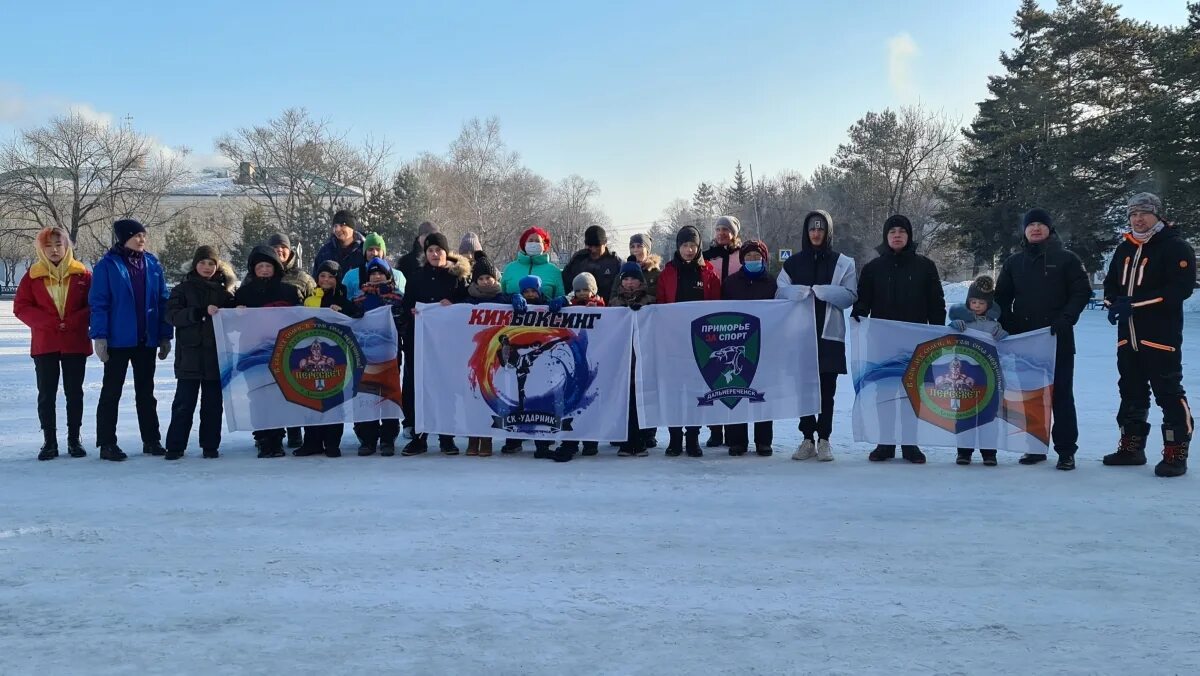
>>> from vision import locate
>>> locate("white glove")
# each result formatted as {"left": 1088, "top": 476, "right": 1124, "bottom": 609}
{"left": 93, "top": 338, "right": 108, "bottom": 363}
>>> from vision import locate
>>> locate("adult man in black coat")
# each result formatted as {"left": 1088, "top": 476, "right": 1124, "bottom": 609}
{"left": 1101, "top": 193, "right": 1196, "bottom": 477}
{"left": 396, "top": 221, "right": 439, "bottom": 284}
{"left": 561, "top": 225, "right": 621, "bottom": 302}
{"left": 851, "top": 214, "right": 945, "bottom": 463}
{"left": 311, "top": 210, "right": 365, "bottom": 282}
{"left": 994, "top": 208, "right": 1091, "bottom": 470}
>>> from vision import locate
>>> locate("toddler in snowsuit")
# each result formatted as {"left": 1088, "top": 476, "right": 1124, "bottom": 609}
{"left": 553, "top": 273, "right": 605, "bottom": 461}
{"left": 163, "top": 246, "right": 236, "bottom": 460}
{"left": 610, "top": 257, "right": 657, "bottom": 457}
{"left": 353, "top": 257, "right": 405, "bottom": 455}
{"left": 461, "top": 250, "right": 511, "bottom": 457}
{"left": 296, "top": 260, "right": 360, "bottom": 458}
{"left": 948, "top": 275, "right": 1007, "bottom": 466}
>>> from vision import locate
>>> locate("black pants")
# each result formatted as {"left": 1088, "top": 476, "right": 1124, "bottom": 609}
{"left": 355, "top": 419, "right": 399, "bottom": 446}
{"left": 401, "top": 336, "right": 415, "bottom": 429}
{"left": 669, "top": 427, "right": 700, "bottom": 441}
{"left": 726, "top": 421, "right": 773, "bottom": 447}
{"left": 254, "top": 428, "right": 285, "bottom": 444}
{"left": 303, "top": 424, "right": 344, "bottom": 451}
{"left": 1117, "top": 345, "right": 1193, "bottom": 442}
{"left": 96, "top": 346, "right": 160, "bottom": 446}
{"left": 624, "top": 363, "right": 654, "bottom": 447}
{"left": 33, "top": 353, "right": 86, "bottom": 440}
{"left": 799, "top": 372, "right": 838, "bottom": 440}
{"left": 1051, "top": 350, "right": 1080, "bottom": 452}
{"left": 165, "top": 378, "right": 222, "bottom": 453}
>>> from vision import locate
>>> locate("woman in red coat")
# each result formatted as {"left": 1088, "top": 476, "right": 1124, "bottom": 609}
{"left": 14, "top": 227, "right": 93, "bottom": 460}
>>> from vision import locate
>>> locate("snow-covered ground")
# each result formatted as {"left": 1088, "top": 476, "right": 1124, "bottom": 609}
{"left": 1, "top": 299, "right": 1199, "bottom": 675}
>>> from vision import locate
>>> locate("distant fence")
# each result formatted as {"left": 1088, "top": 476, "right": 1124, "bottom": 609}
{"left": 0, "top": 285, "right": 16, "bottom": 298}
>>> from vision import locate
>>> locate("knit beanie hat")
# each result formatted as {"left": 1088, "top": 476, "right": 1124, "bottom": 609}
{"left": 1127, "top": 192, "right": 1162, "bottom": 218}
{"left": 882, "top": 214, "right": 913, "bottom": 241}
{"left": 519, "top": 226, "right": 551, "bottom": 251}
{"left": 620, "top": 256, "right": 645, "bottom": 283}
{"left": 365, "top": 257, "right": 392, "bottom": 278}
{"left": 1022, "top": 208, "right": 1054, "bottom": 230}
{"left": 192, "top": 245, "right": 219, "bottom": 266}
{"left": 676, "top": 225, "right": 701, "bottom": 249}
{"left": 417, "top": 221, "right": 439, "bottom": 237}
{"left": 629, "top": 232, "right": 653, "bottom": 251}
{"left": 573, "top": 272, "right": 598, "bottom": 294}
{"left": 113, "top": 218, "right": 147, "bottom": 246}
{"left": 364, "top": 232, "right": 386, "bottom": 255}
{"left": 519, "top": 275, "right": 542, "bottom": 293}
{"left": 458, "top": 232, "right": 482, "bottom": 255}
{"left": 332, "top": 210, "right": 356, "bottom": 228}
{"left": 715, "top": 215, "right": 741, "bottom": 238}
{"left": 740, "top": 239, "right": 768, "bottom": 262}
{"left": 471, "top": 250, "right": 499, "bottom": 283}
{"left": 267, "top": 232, "right": 291, "bottom": 249}
{"left": 584, "top": 225, "right": 607, "bottom": 247}
{"left": 967, "top": 275, "right": 995, "bottom": 309}
{"left": 423, "top": 232, "right": 450, "bottom": 253}
{"left": 316, "top": 260, "right": 340, "bottom": 279}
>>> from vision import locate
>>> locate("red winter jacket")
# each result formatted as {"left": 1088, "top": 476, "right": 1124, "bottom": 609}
{"left": 14, "top": 261, "right": 94, "bottom": 356}
{"left": 657, "top": 256, "right": 721, "bottom": 304}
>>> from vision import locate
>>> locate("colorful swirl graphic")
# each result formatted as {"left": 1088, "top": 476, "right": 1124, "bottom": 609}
{"left": 467, "top": 325, "right": 597, "bottom": 417}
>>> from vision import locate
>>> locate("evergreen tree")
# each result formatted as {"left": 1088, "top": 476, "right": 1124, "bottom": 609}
{"left": 692, "top": 182, "right": 718, "bottom": 219}
{"left": 723, "top": 162, "right": 751, "bottom": 209}
{"left": 231, "top": 207, "right": 274, "bottom": 274}
{"left": 159, "top": 217, "right": 200, "bottom": 282}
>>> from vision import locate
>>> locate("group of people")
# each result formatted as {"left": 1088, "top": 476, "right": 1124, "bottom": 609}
{"left": 13, "top": 192, "right": 1195, "bottom": 477}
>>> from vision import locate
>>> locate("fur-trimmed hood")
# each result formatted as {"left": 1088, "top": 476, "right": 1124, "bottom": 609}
{"left": 419, "top": 250, "right": 472, "bottom": 280}
{"left": 181, "top": 259, "right": 237, "bottom": 292}
{"left": 641, "top": 253, "right": 663, "bottom": 272}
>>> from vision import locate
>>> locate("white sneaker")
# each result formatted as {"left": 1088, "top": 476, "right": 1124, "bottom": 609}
{"left": 402, "top": 427, "right": 415, "bottom": 440}
{"left": 816, "top": 439, "right": 834, "bottom": 462}
{"left": 792, "top": 439, "right": 817, "bottom": 461}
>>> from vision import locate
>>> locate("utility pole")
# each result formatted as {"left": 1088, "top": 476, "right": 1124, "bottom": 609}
{"left": 748, "top": 163, "right": 762, "bottom": 240}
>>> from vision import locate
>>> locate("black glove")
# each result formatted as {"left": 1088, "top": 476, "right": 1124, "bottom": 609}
{"left": 1107, "top": 297, "right": 1132, "bottom": 326}
{"left": 851, "top": 314, "right": 862, "bottom": 323}
{"left": 1050, "top": 316, "right": 1072, "bottom": 336}
{"left": 629, "top": 303, "right": 642, "bottom": 311}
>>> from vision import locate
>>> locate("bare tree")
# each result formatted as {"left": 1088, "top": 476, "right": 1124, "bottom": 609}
{"left": 0, "top": 113, "right": 191, "bottom": 254}
{"left": 548, "top": 174, "right": 600, "bottom": 253}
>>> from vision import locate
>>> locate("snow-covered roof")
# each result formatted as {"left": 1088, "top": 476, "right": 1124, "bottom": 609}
{"left": 168, "top": 168, "right": 365, "bottom": 199}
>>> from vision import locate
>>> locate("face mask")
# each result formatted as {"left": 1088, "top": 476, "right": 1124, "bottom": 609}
{"left": 744, "top": 261, "right": 764, "bottom": 274}
{"left": 524, "top": 242, "right": 544, "bottom": 256}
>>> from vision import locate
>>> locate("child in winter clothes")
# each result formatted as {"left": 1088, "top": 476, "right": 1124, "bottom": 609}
{"left": 658, "top": 225, "right": 722, "bottom": 457}
{"left": 234, "top": 245, "right": 306, "bottom": 458}
{"left": 611, "top": 258, "right": 657, "bottom": 457}
{"left": 352, "top": 257, "right": 405, "bottom": 455}
{"left": 507, "top": 275, "right": 566, "bottom": 458}
{"left": 948, "top": 275, "right": 1007, "bottom": 466}
{"left": 610, "top": 233, "right": 662, "bottom": 301}
{"left": 14, "top": 227, "right": 93, "bottom": 460}
{"left": 461, "top": 251, "right": 510, "bottom": 457}
{"left": 552, "top": 273, "right": 606, "bottom": 461}
{"left": 296, "top": 260, "right": 360, "bottom": 458}
{"left": 163, "top": 246, "right": 236, "bottom": 460}
{"left": 720, "top": 240, "right": 778, "bottom": 457}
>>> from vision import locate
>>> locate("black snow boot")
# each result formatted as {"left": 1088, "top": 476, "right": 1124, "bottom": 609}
{"left": 401, "top": 436, "right": 428, "bottom": 456}
{"left": 704, "top": 426, "right": 724, "bottom": 448}
{"left": 294, "top": 441, "right": 324, "bottom": 457}
{"left": 552, "top": 446, "right": 576, "bottom": 462}
{"left": 755, "top": 444, "right": 773, "bottom": 457}
{"left": 665, "top": 429, "right": 683, "bottom": 457}
{"left": 685, "top": 430, "right": 703, "bottom": 458}
{"left": 38, "top": 439, "right": 59, "bottom": 461}
{"left": 286, "top": 427, "right": 303, "bottom": 449}
{"left": 642, "top": 431, "right": 659, "bottom": 449}
{"left": 164, "top": 449, "right": 184, "bottom": 461}
{"left": 99, "top": 444, "right": 128, "bottom": 462}
{"left": 1018, "top": 453, "right": 1047, "bottom": 465}
{"left": 1103, "top": 431, "right": 1148, "bottom": 466}
{"left": 1155, "top": 442, "right": 1189, "bottom": 478}
{"left": 202, "top": 448, "right": 220, "bottom": 459}
{"left": 143, "top": 441, "right": 166, "bottom": 456}
{"left": 956, "top": 449, "right": 972, "bottom": 465}
{"left": 868, "top": 445, "right": 895, "bottom": 462}
{"left": 533, "top": 442, "right": 555, "bottom": 459}
{"left": 66, "top": 430, "right": 86, "bottom": 458}
{"left": 728, "top": 445, "right": 748, "bottom": 457}
{"left": 980, "top": 450, "right": 998, "bottom": 466}
{"left": 379, "top": 440, "right": 396, "bottom": 457}
{"left": 581, "top": 442, "right": 599, "bottom": 457}
{"left": 1055, "top": 452, "right": 1076, "bottom": 471}
{"left": 439, "top": 437, "right": 460, "bottom": 455}
{"left": 500, "top": 439, "right": 523, "bottom": 454}
{"left": 901, "top": 446, "right": 926, "bottom": 464}
{"left": 357, "top": 440, "right": 377, "bottom": 457}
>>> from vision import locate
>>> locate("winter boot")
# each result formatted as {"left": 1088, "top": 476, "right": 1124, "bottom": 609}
{"left": 67, "top": 429, "right": 86, "bottom": 458}
{"left": 685, "top": 429, "right": 703, "bottom": 458}
{"left": 478, "top": 438, "right": 493, "bottom": 457}
{"left": 440, "top": 437, "right": 460, "bottom": 456}
{"left": 1103, "top": 430, "right": 1148, "bottom": 466}
{"left": 202, "top": 448, "right": 220, "bottom": 459}
{"left": 379, "top": 440, "right": 396, "bottom": 457}
{"left": 1155, "top": 442, "right": 1189, "bottom": 478}
{"left": 956, "top": 449, "right": 972, "bottom": 466}
{"left": 792, "top": 439, "right": 817, "bottom": 461}
{"left": 500, "top": 439, "right": 523, "bottom": 454}
{"left": 981, "top": 450, "right": 998, "bottom": 466}
{"left": 868, "top": 445, "right": 895, "bottom": 462}
{"left": 324, "top": 446, "right": 341, "bottom": 458}
{"left": 581, "top": 442, "right": 599, "bottom": 457}
{"left": 556, "top": 440, "right": 580, "bottom": 457}
{"left": 164, "top": 449, "right": 184, "bottom": 461}
{"left": 816, "top": 439, "right": 833, "bottom": 462}
{"left": 99, "top": 444, "right": 128, "bottom": 461}
{"left": 705, "top": 426, "right": 724, "bottom": 448}
{"left": 143, "top": 441, "right": 166, "bottom": 456}
{"left": 465, "top": 438, "right": 480, "bottom": 457}
{"left": 901, "top": 446, "right": 926, "bottom": 464}
{"left": 617, "top": 443, "right": 636, "bottom": 457}
{"left": 665, "top": 429, "right": 684, "bottom": 457}
{"left": 258, "top": 440, "right": 285, "bottom": 458}
{"left": 642, "top": 431, "right": 659, "bottom": 449}
{"left": 1055, "top": 451, "right": 1076, "bottom": 471}
{"left": 533, "top": 442, "right": 555, "bottom": 459}
{"left": 552, "top": 446, "right": 576, "bottom": 462}
{"left": 38, "top": 440, "right": 59, "bottom": 461}
{"left": 1018, "top": 453, "right": 1047, "bottom": 465}
{"left": 358, "top": 439, "right": 378, "bottom": 456}
{"left": 294, "top": 439, "right": 325, "bottom": 457}
{"left": 401, "top": 436, "right": 429, "bottom": 456}
{"left": 286, "top": 427, "right": 303, "bottom": 449}
{"left": 728, "top": 445, "right": 748, "bottom": 457}
{"left": 756, "top": 444, "right": 773, "bottom": 457}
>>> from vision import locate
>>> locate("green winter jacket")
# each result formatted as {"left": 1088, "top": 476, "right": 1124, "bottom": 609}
{"left": 501, "top": 252, "right": 563, "bottom": 299}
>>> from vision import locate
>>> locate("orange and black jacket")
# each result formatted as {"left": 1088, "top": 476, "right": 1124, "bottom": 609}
{"left": 1103, "top": 225, "right": 1196, "bottom": 353}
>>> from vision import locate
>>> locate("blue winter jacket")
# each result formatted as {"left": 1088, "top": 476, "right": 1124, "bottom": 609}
{"left": 88, "top": 250, "right": 172, "bottom": 347}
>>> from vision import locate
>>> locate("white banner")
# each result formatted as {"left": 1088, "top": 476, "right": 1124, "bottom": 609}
{"left": 850, "top": 318, "right": 1057, "bottom": 452}
{"left": 414, "top": 303, "right": 633, "bottom": 440}
{"left": 214, "top": 306, "right": 402, "bottom": 431}
{"left": 634, "top": 299, "right": 822, "bottom": 427}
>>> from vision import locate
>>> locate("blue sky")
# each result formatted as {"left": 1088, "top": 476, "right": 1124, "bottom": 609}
{"left": 0, "top": 0, "right": 1189, "bottom": 238}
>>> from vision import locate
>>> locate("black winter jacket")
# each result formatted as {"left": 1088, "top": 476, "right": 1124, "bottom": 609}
{"left": 234, "top": 246, "right": 305, "bottom": 309}
{"left": 721, "top": 270, "right": 777, "bottom": 301}
{"left": 852, "top": 243, "right": 945, "bottom": 325}
{"left": 1103, "top": 226, "right": 1196, "bottom": 352}
{"left": 165, "top": 263, "right": 237, "bottom": 380}
{"left": 400, "top": 253, "right": 471, "bottom": 335}
{"left": 561, "top": 249, "right": 622, "bottom": 301}
{"left": 995, "top": 234, "right": 1091, "bottom": 355}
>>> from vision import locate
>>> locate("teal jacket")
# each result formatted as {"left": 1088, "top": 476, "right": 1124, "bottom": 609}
{"left": 501, "top": 252, "right": 563, "bottom": 298}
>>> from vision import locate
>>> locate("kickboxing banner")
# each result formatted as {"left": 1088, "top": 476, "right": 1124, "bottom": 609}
{"left": 213, "top": 306, "right": 402, "bottom": 431}
{"left": 414, "top": 303, "right": 633, "bottom": 441}
{"left": 634, "top": 299, "right": 822, "bottom": 426}
{"left": 850, "top": 318, "right": 1057, "bottom": 452}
